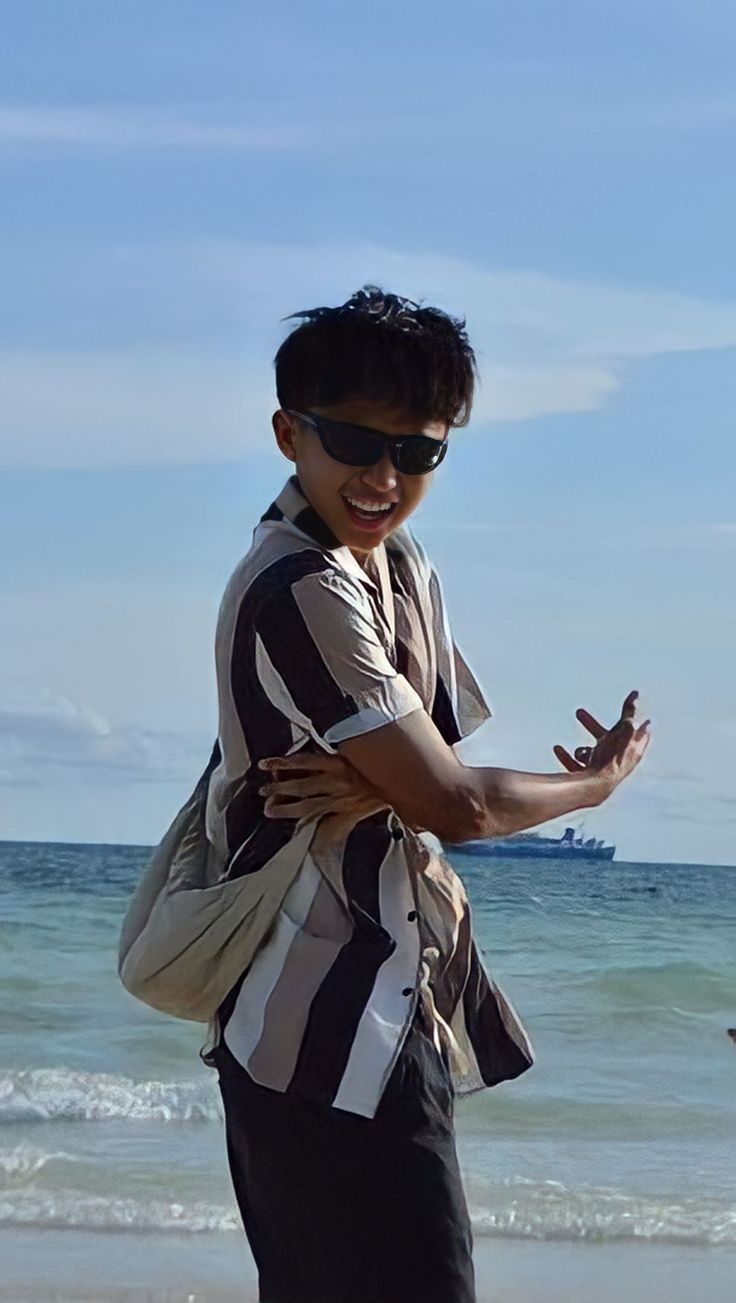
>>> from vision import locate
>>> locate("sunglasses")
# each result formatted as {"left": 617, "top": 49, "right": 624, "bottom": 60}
{"left": 286, "top": 409, "right": 449, "bottom": 476}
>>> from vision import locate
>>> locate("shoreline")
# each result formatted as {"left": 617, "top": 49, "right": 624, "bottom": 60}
{"left": 2, "top": 1229, "right": 736, "bottom": 1303}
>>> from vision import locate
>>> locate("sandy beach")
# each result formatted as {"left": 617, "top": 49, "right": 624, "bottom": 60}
{"left": 2, "top": 1229, "right": 736, "bottom": 1303}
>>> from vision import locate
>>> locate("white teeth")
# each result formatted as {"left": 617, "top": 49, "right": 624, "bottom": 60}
{"left": 345, "top": 496, "right": 395, "bottom": 513}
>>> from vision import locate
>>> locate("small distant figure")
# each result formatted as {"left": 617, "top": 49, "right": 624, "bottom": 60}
{"left": 727, "top": 1029, "right": 736, "bottom": 1046}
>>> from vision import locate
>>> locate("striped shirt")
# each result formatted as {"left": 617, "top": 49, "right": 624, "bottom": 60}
{"left": 200, "top": 473, "right": 534, "bottom": 1118}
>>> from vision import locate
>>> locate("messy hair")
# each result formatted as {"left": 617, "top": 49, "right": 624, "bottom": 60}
{"left": 273, "top": 283, "right": 479, "bottom": 429}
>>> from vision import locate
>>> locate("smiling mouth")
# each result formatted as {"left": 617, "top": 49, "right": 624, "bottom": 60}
{"left": 341, "top": 496, "right": 399, "bottom": 530}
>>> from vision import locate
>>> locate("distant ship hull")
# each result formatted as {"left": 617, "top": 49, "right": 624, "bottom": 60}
{"left": 442, "top": 825, "right": 616, "bottom": 861}
{"left": 445, "top": 840, "right": 616, "bottom": 861}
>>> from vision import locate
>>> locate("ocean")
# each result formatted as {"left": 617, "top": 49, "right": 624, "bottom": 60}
{"left": 1, "top": 838, "right": 735, "bottom": 1295}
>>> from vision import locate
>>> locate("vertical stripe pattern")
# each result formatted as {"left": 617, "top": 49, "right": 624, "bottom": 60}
{"left": 201, "top": 473, "right": 533, "bottom": 1117}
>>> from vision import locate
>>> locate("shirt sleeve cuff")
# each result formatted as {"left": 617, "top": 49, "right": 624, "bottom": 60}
{"left": 323, "top": 675, "right": 425, "bottom": 745}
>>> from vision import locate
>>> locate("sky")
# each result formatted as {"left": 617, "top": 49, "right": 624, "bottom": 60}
{"left": 1, "top": 1, "right": 734, "bottom": 864}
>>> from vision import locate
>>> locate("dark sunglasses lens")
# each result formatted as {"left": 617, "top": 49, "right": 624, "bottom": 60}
{"left": 395, "top": 439, "right": 446, "bottom": 474}
{"left": 315, "top": 417, "right": 446, "bottom": 474}
{"left": 318, "top": 422, "right": 384, "bottom": 466}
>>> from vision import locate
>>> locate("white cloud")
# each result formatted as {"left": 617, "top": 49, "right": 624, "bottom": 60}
{"left": 0, "top": 586, "right": 219, "bottom": 729}
{"left": 0, "top": 688, "right": 206, "bottom": 787}
{"left": 0, "top": 350, "right": 275, "bottom": 468}
{"left": 4, "top": 238, "right": 736, "bottom": 467}
{"left": 475, "top": 361, "right": 619, "bottom": 421}
{"left": 0, "top": 105, "right": 352, "bottom": 151}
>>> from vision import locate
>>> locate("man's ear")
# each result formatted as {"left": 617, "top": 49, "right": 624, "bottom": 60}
{"left": 272, "top": 409, "right": 298, "bottom": 463}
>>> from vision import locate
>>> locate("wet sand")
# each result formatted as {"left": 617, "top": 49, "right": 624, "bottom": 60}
{"left": 2, "top": 1228, "right": 736, "bottom": 1302}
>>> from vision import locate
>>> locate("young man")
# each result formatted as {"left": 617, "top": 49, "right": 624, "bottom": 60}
{"left": 205, "top": 285, "right": 651, "bottom": 1303}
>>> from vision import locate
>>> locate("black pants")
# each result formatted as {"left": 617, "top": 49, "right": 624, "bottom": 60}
{"left": 213, "top": 997, "right": 476, "bottom": 1303}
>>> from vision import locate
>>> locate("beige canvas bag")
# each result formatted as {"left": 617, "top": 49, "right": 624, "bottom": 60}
{"left": 117, "top": 747, "right": 321, "bottom": 1024}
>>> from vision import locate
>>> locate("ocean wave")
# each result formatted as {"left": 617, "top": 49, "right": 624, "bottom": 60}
{"left": 0, "top": 1068, "right": 222, "bottom": 1124}
{"left": 0, "top": 1191, "right": 239, "bottom": 1233}
{"left": 465, "top": 1174, "right": 736, "bottom": 1247}
{"left": 0, "top": 1178, "right": 733, "bottom": 1246}
{"left": 0, "top": 1142, "right": 80, "bottom": 1184}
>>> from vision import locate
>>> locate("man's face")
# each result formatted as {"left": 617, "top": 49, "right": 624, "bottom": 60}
{"left": 272, "top": 398, "right": 448, "bottom": 558}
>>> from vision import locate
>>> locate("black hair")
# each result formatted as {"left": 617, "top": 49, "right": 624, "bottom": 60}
{"left": 273, "top": 283, "right": 478, "bottom": 429}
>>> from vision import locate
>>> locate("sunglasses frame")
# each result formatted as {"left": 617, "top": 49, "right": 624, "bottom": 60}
{"left": 285, "top": 408, "right": 449, "bottom": 476}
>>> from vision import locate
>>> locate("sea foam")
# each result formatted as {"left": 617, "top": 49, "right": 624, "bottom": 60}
{"left": 0, "top": 1068, "right": 221, "bottom": 1124}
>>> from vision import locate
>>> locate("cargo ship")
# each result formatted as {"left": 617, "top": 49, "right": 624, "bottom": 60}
{"left": 442, "top": 824, "right": 616, "bottom": 861}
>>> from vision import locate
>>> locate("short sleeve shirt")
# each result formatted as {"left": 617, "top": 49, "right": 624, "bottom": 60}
{"left": 202, "top": 473, "right": 534, "bottom": 1117}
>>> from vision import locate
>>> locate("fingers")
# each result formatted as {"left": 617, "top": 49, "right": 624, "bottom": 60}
{"left": 553, "top": 744, "right": 585, "bottom": 772}
{"left": 613, "top": 716, "right": 635, "bottom": 756}
{"left": 621, "top": 689, "right": 639, "bottom": 719}
{"left": 259, "top": 752, "right": 339, "bottom": 774}
{"left": 557, "top": 696, "right": 651, "bottom": 778}
{"left": 264, "top": 796, "right": 333, "bottom": 820}
{"left": 575, "top": 708, "right": 607, "bottom": 739}
{"left": 260, "top": 774, "right": 341, "bottom": 799}
{"left": 576, "top": 691, "right": 639, "bottom": 738}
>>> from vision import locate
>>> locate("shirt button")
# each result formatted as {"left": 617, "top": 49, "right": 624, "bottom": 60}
{"left": 402, "top": 986, "right": 413, "bottom": 996}
{"left": 407, "top": 910, "right": 418, "bottom": 922}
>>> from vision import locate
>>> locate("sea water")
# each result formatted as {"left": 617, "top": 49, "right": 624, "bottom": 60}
{"left": 1, "top": 839, "right": 734, "bottom": 1251}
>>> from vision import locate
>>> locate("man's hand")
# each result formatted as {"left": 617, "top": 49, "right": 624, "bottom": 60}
{"left": 553, "top": 689, "right": 652, "bottom": 802}
{"left": 258, "top": 750, "right": 390, "bottom": 826}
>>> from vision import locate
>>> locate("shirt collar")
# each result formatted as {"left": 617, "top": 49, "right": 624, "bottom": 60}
{"left": 269, "top": 473, "right": 342, "bottom": 550}
{"left": 259, "top": 472, "right": 389, "bottom": 589}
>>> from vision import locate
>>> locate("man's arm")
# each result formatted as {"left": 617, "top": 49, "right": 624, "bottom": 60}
{"left": 336, "top": 705, "right": 634, "bottom": 845}
{"left": 247, "top": 570, "right": 649, "bottom": 842}
{"left": 337, "top": 709, "right": 603, "bottom": 844}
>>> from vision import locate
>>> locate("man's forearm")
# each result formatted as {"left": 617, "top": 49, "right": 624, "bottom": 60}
{"left": 456, "top": 766, "right": 607, "bottom": 843}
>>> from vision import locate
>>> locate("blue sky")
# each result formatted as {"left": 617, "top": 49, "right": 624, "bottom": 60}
{"left": 1, "top": 1, "right": 734, "bottom": 863}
